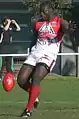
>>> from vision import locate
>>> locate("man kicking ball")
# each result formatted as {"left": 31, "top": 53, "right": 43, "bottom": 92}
{"left": 17, "top": 1, "right": 74, "bottom": 118}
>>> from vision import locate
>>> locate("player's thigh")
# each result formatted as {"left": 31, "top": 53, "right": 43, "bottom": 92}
{"left": 17, "top": 53, "right": 37, "bottom": 81}
{"left": 17, "top": 64, "right": 35, "bottom": 85}
{"left": 32, "top": 63, "right": 49, "bottom": 85}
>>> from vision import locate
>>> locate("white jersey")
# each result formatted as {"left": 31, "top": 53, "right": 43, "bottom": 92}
{"left": 24, "top": 16, "right": 62, "bottom": 71}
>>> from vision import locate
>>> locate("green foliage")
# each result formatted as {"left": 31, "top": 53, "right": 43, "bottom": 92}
{"left": 21, "top": 0, "right": 72, "bottom": 14}
{"left": 21, "top": 0, "right": 72, "bottom": 21}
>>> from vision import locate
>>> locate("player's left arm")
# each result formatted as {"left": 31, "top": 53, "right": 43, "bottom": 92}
{"left": 60, "top": 19, "right": 76, "bottom": 34}
{"left": 29, "top": 27, "right": 38, "bottom": 52}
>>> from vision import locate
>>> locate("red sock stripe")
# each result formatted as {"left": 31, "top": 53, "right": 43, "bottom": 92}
{"left": 26, "top": 86, "right": 40, "bottom": 111}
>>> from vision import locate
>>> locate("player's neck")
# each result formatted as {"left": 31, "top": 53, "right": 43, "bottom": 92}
{"left": 48, "top": 14, "right": 55, "bottom": 21}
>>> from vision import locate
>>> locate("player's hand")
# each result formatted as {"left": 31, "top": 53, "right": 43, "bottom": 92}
{"left": 11, "top": 20, "right": 16, "bottom": 24}
{"left": 69, "top": 21, "right": 77, "bottom": 32}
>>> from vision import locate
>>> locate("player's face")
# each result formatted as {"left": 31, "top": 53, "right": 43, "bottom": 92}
{"left": 40, "top": 6, "right": 51, "bottom": 21}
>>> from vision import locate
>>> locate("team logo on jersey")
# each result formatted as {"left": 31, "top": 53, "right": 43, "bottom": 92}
{"left": 38, "top": 22, "right": 56, "bottom": 39}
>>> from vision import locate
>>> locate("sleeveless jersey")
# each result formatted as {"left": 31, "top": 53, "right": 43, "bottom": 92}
{"left": 35, "top": 16, "right": 63, "bottom": 42}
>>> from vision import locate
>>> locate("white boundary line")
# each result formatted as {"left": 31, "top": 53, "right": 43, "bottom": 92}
{"left": 0, "top": 101, "right": 78, "bottom": 112}
{"left": 0, "top": 100, "right": 75, "bottom": 104}
{"left": 0, "top": 54, "right": 29, "bottom": 57}
{"left": 0, "top": 53, "right": 79, "bottom": 57}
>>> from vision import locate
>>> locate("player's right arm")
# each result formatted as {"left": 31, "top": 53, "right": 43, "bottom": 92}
{"left": 29, "top": 25, "right": 38, "bottom": 52}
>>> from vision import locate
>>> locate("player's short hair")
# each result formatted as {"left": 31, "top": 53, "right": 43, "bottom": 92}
{"left": 40, "top": 1, "right": 55, "bottom": 12}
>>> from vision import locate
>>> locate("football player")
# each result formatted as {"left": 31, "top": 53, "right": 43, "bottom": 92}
{"left": 17, "top": 1, "right": 75, "bottom": 118}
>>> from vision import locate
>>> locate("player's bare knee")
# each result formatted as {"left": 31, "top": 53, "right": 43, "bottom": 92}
{"left": 32, "top": 75, "right": 41, "bottom": 85}
{"left": 32, "top": 78, "right": 41, "bottom": 85}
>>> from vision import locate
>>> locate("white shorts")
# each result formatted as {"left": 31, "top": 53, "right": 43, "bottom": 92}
{"left": 24, "top": 41, "right": 60, "bottom": 71}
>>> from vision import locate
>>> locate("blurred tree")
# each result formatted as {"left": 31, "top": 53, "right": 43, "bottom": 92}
{"left": 20, "top": 0, "right": 72, "bottom": 25}
{"left": 21, "top": 0, "right": 72, "bottom": 14}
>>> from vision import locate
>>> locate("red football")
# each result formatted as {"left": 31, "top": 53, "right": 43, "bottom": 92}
{"left": 2, "top": 73, "right": 15, "bottom": 92}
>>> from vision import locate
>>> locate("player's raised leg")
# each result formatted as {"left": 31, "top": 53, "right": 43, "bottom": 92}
{"left": 17, "top": 64, "right": 34, "bottom": 91}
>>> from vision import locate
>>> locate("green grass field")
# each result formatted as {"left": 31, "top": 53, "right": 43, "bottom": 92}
{"left": 0, "top": 75, "right": 79, "bottom": 119}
